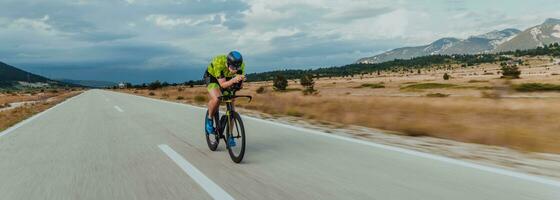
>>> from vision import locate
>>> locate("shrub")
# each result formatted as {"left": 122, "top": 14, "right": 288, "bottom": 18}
{"left": 443, "top": 73, "right": 450, "bottom": 80}
{"left": 161, "top": 93, "right": 169, "bottom": 98}
{"left": 300, "top": 74, "right": 316, "bottom": 95}
{"left": 358, "top": 83, "right": 385, "bottom": 89}
{"left": 426, "top": 93, "right": 449, "bottom": 97}
{"left": 273, "top": 75, "right": 288, "bottom": 91}
{"left": 185, "top": 81, "right": 195, "bottom": 88}
{"left": 468, "top": 80, "right": 489, "bottom": 83}
{"left": 286, "top": 110, "right": 304, "bottom": 117}
{"left": 500, "top": 64, "right": 521, "bottom": 79}
{"left": 402, "top": 83, "right": 456, "bottom": 90}
{"left": 194, "top": 95, "right": 207, "bottom": 102}
{"left": 178, "top": 87, "right": 184, "bottom": 92}
{"left": 176, "top": 96, "right": 185, "bottom": 100}
{"left": 148, "top": 80, "right": 162, "bottom": 90}
{"left": 148, "top": 92, "right": 155, "bottom": 96}
{"left": 300, "top": 74, "right": 314, "bottom": 88}
{"left": 513, "top": 83, "right": 560, "bottom": 92}
{"left": 302, "top": 87, "right": 317, "bottom": 95}
{"left": 256, "top": 86, "right": 266, "bottom": 94}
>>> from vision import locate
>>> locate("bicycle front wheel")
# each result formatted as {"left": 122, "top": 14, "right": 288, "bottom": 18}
{"left": 226, "top": 112, "right": 246, "bottom": 163}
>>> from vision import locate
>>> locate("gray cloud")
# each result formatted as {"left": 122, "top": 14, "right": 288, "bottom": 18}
{"left": 1, "top": 0, "right": 560, "bottom": 83}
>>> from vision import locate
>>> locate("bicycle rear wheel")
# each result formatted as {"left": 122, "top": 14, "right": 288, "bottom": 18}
{"left": 205, "top": 110, "right": 219, "bottom": 151}
{"left": 226, "top": 112, "right": 246, "bottom": 163}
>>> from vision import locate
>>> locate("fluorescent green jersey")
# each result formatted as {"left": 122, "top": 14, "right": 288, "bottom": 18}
{"left": 205, "top": 55, "right": 245, "bottom": 91}
{"left": 207, "top": 55, "right": 245, "bottom": 79}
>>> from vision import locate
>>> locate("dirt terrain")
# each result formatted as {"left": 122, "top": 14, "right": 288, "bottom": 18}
{"left": 0, "top": 89, "right": 82, "bottom": 131}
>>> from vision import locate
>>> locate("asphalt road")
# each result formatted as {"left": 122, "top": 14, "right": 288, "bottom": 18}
{"left": 0, "top": 89, "right": 559, "bottom": 200}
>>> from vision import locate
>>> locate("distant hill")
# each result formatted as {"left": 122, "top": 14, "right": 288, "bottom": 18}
{"left": 56, "top": 79, "right": 116, "bottom": 88}
{"left": 357, "top": 29, "right": 520, "bottom": 64}
{"left": 0, "top": 61, "right": 80, "bottom": 89}
{"left": 0, "top": 61, "right": 50, "bottom": 84}
{"left": 493, "top": 18, "right": 560, "bottom": 52}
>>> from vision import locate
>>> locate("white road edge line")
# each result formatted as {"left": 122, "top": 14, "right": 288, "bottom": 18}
{"left": 111, "top": 90, "right": 560, "bottom": 188}
{"left": 0, "top": 91, "right": 85, "bottom": 138}
{"left": 114, "top": 105, "right": 124, "bottom": 112}
{"left": 158, "top": 144, "right": 235, "bottom": 200}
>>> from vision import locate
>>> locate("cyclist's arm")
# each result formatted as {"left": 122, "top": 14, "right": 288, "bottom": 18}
{"left": 217, "top": 76, "right": 242, "bottom": 88}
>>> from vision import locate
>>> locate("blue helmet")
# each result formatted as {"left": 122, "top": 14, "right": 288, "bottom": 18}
{"left": 227, "top": 51, "right": 243, "bottom": 70}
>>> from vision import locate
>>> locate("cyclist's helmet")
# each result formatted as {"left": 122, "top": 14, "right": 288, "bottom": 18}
{"left": 227, "top": 51, "right": 243, "bottom": 70}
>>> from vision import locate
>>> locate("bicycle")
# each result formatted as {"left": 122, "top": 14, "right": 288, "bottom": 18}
{"left": 204, "top": 82, "right": 252, "bottom": 163}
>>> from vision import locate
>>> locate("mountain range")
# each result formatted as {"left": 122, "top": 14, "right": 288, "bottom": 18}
{"left": 357, "top": 18, "right": 560, "bottom": 64}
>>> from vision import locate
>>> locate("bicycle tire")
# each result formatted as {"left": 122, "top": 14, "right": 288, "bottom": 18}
{"left": 226, "top": 112, "right": 246, "bottom": 163}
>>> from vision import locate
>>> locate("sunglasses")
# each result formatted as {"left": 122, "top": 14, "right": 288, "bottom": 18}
{"left": 228, "top": 65, "right": 240, "bottom": 70}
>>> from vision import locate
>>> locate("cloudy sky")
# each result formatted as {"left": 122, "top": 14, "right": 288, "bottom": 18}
{"left": 1, "top": 0, "right": 559, "bottom": 83}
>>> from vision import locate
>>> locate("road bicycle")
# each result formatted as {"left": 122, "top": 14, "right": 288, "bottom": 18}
{"left": 205, "top": 83, "right": 251, "bottom": 163}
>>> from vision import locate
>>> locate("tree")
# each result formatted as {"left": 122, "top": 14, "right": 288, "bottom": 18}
{"left": 443, "top": 73, "right": 450, "bottom": 80}
{"left": 273, "top": 75, "right": 288, "bottom": 91}
{"left": 300, "top": 74, "right": 316, "bottom": 95}
{"left": 148, "top": 80, "right": 162, "bottom": 90}
{"left": 185, "top": 80, "right": 195, "bottom": 88}
{"left": 501, "top": 64, "right": 521, "bottom": 79}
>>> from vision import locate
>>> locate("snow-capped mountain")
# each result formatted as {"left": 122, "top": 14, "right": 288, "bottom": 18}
{"left": 475, "top": 28, "right": 520, "bottom": 47}
{"left": 356, "top": 28, "right": 521, "bottom": 64}
{"left": 493, "top": 18, "right": 560, "bottom": 52}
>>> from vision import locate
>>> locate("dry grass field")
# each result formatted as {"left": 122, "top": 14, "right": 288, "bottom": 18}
{"left": 118, "top": 56, "right": 560, "bottom": 154}
{"left": 0, "top": 89, "right": 82, "bottom": 131}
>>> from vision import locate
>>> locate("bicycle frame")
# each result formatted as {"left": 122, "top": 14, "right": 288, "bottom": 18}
{"left": 216, "top": 90, "right": 252, "bottom": 136}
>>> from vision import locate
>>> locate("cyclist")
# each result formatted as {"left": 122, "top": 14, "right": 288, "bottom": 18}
{"left": 204, "top": 51, "right": 245, "bottom": 140}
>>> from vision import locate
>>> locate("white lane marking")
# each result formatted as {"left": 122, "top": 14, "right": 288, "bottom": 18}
{"left": 109, "top": 90, "right": 560, "bottom": 188}
{"left": 0, "top": 91, "right": 86, "bottom": 138}
{"left": 114, "top": 105, "right": 124, "bottom": 112}
{"left": 158, "top": 144, "right": 235, "bottom": 200}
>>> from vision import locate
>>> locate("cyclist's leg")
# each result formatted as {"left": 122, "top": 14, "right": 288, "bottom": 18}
{"left": 207, "top": 83, "right": 221, "bottom": 120}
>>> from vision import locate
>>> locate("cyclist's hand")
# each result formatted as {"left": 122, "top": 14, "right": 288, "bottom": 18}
{"left": 234, "top": 75, "right": 244, "bottom": 83}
